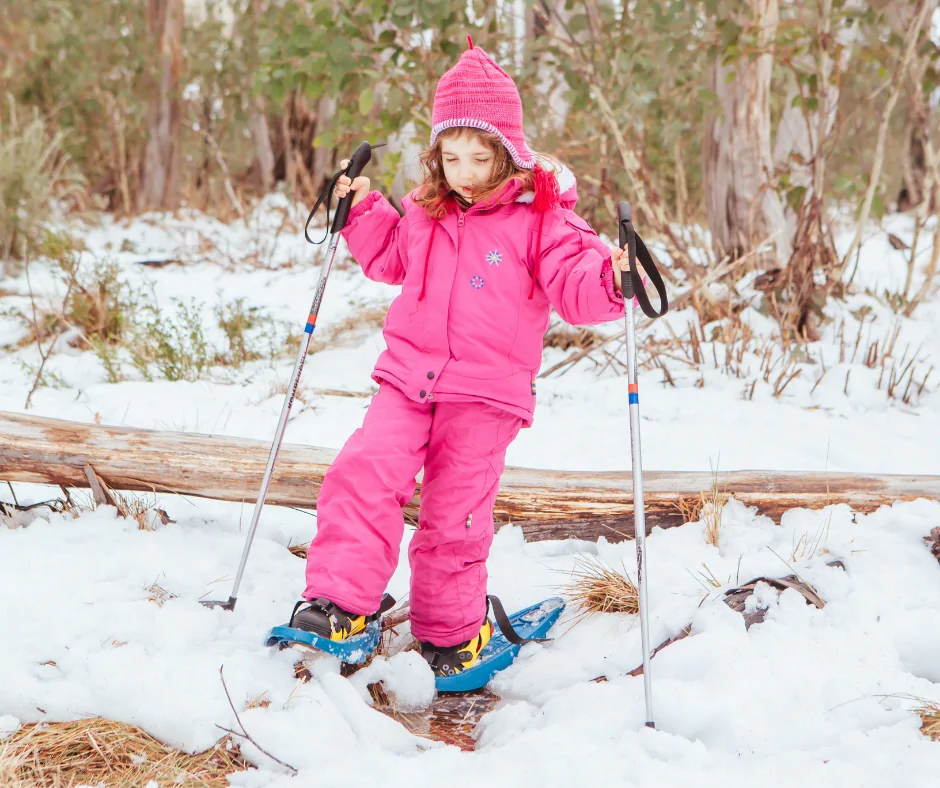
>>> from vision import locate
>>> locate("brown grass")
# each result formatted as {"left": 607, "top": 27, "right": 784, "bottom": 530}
{"left": 286, "top": 542, "right": 309, "bottom": 559}
{"left": 916, "top": 701, "right": 940, "bottom": 741}
{"left": 542, "top": 324, "right": 604, "bottom": 351}
{"left": 245, "top": 691, "right": 271, "bottom": 710}
{"left": 112, "top": 491, "right": 174, "bottom": 531}
{"left": 145, "top": 581, "right": 178, "bottom": 607}
{"left": 324, "top": 305, "right": 389, "bottom": 344}
{"left": 677, "top": 472, "right": 727, "bottom": 548}
{"left": 60, "top": 486, "right": 172, "bottom": 532}
{"left": 563, "top": 555, "right": 638, "bottom": 615}
{"left": 0, "top": 717, "right": 252, "bottom": 787}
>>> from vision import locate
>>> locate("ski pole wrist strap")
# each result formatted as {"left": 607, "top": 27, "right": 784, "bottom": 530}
{"left": 303, "top": 140, "right": 381, "bottom": 246}
{"left": 617, "top": 201, "right": 668, "bottom": 319}
{"left": 303, "top": 169, "right": 344, "bottom": 246}
{"left": 629, "top": 232, "right": 669, "bottom": 319}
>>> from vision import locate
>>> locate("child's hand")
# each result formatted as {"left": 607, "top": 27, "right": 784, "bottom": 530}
{"left": 611, "top": 246, "right": 630, "bottom": 292}
{"left": 335, "top": 159, "right": 371, "bottom": 208}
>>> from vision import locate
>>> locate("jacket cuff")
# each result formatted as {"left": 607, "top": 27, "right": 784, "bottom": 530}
{"left": 600, "top": 257, "right": 626, "bottom": 306}
{"left": 347, "top": 190, "right": 383, "bottom": 223}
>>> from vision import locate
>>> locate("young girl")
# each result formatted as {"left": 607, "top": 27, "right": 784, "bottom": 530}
{"left": 291, "top": 40, "right": 634, "bottom": 677}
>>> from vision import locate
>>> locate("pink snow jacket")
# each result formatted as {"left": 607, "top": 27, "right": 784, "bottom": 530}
{"left": 340, "top": 163, "right": 625, "bottom": 424}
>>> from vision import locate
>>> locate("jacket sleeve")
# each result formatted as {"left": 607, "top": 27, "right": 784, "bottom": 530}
{"left": 340, "top": 191, "right": 409, "bottom": 285}
{"left": 534, "top": 209, "right": 626, "bottom": 326}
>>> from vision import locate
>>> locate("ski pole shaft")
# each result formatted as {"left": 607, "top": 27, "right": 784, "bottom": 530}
{"left": 618, "top": 201, "right": 655, "bottom": 729}
{"left": 203, "top": 142, "right": 375, "bottom": 612}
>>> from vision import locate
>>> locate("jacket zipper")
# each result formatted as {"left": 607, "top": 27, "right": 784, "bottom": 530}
{"left": 457, "top": 211, "right": 466, "bottom": 248}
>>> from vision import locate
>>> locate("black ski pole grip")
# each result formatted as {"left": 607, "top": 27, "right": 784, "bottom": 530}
{"left": 330, "top": 141, "right": 373, "bottom": 235}
{"left": 618, "top": 201, "right": 635, "bottom": 300}
{"left": 616, "top": 200, "right": 669, "bottom": 319}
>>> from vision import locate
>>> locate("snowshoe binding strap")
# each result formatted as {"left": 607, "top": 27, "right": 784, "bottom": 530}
{"left": 618, "top": 201, "right": 668, "bottom": 319}
{"left": 289, "top": 593, "right": 396, "bottom": 641}
{"left": 421, "top": 619, "right": 495, "bottom": 677}
{"left": 420, "top": 596, "right": 551, "bottom": 677}
{"left": 486, "top": 595, "right": 551, "bottom": 645}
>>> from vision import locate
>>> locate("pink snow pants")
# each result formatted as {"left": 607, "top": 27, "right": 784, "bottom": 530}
{"left": 304, "top": 383, "right": 524, "bottom": 647}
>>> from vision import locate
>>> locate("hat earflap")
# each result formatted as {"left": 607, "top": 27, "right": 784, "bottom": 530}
{"left": 532, "top": 163, "right": 560, "bottom": 213}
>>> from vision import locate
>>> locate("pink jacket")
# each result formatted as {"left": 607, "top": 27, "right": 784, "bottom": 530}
{"left": 340, "top": 164, "right": 625, "bottom": 424}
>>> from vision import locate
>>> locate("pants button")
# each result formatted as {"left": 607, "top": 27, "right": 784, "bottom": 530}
{"left": 427, "top": 371, "right": 435, "bottom": 379}
{"left": 420, "top": 390, "right": 427, "bottom": 398}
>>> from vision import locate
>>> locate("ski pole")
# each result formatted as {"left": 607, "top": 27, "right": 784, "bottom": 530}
{"left": 617, "top": 201, "right": 668, "bottom": 728}
{"left": 202, "top": 141, "right": 377, "bottom": 611}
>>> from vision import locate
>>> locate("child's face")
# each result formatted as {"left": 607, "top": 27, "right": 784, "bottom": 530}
{"left": 440, "top": 132, "right": 496, "bottom": 202}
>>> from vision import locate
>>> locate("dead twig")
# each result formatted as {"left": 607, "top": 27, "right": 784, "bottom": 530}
{"left": 23, "top": 253, "right": 78, "bottom": 410}
{"left": 216, "top": 665, "right": 297, "bottom": 775}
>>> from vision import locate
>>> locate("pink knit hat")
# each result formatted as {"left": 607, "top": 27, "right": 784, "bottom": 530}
{"left": 430, "top": 37, "right": 536, "bottom": 170}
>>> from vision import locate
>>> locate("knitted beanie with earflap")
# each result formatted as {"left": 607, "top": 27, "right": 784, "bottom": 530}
{"left": 430, "top": 36, "right": 559, "bottom": 213}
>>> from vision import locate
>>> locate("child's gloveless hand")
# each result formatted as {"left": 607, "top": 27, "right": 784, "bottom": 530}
{"left": 610, "top": 246, "right": 630, "bottom": 293}
{"left": 335, "top": 159, "right": 371, "bottom": 208}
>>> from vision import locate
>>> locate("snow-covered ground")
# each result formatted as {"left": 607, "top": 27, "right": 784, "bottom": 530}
{"left": 1, "top": 197, "right": 939, "bottom": 786}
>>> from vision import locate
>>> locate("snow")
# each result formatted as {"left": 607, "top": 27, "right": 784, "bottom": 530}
{"left": 349, "top": 652, "right": 437, "bottom": 710}
{"left": 1, "top": 198, "right": 940, "bottom": 785}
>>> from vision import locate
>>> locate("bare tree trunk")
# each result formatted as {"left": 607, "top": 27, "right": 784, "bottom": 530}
{"left": 280, "top": 98, "right": 297, "bottom": 198}
{"left": 896, "top": 0, "right": 938, "bottom": 211}
{"left": 704, "top": 0, "right": 784, "bottom": 266}
{"left": 249, "top": 103, "right": 275, "bottom": 193}
{"left": 772, "top": 0, "right": 863, "bottom": 253}
{"left": 840, "top": 0, "right": 932, "bottom": 277}
{"left": 529, "top": 0, "right": 571, "bottom": 137}
{"left": 311, "top": 94, "right": 336, "bottom": 195}
{"left": 247, "top": 0, "right": 274, "bottom": 193}
{"left": 138, "top": 0, "right": 184, "bottom": 212}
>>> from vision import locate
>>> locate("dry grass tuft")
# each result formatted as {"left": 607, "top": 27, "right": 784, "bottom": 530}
{"left": 0, "top": 717, "right": 251, "bottom": 787}
{"left": 926, "top": 527, "right": 940, "bottom": 563}
{"left": 145, "top": 581, "right": 178, "bottom": 607}
{"left": 542, "top": 324, "right": 604, "bottom": 351}
{"left": 60, "top": 485, "right": 172, "bottom": 532}
{"left": 112, "top": 491, "right": 174, "bottom": 531}
{"left": 245, "top": 691, "right": 271, "bottom": 710}
{"left": 563, "top": 555, "right": 638, "bottom": 615}
{"left": 286, "top": 542, "right": 309, "bottom": 560}
{"left": 324, "top": 305, "right": 389, "bottom": 345}
{"left": 916, "top": 701, "right": 940, "bottom": 741}
{"left": 677, "top": 471, "right": 727, "bottom": 548}
{"left": 701, "top": 496, "right": 726, "bottom": 548}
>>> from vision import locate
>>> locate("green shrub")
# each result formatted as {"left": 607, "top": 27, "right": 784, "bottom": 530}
{"left": 129, "top": 299, "right": 212, "bottom": 382}
{"left": 0, "top": 103, "right": 84, "bottom": 266}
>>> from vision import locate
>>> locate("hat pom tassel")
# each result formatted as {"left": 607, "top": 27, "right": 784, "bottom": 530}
{"left": 532, "top": 164, "right": 560, "bottom": 213}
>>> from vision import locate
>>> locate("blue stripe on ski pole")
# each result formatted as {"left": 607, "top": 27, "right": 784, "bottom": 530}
{"left": 629, "top": 393, "right": 639, "bottom": 404}
{"left": 304, "top": 313, "right": 317, "bottom": 334}
{"left": 629, "top": 384, "right": 639, "bottom": 404}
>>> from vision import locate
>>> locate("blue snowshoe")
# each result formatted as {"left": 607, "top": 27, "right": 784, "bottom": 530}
{"left": 265, "top": 593, "right": 396, "bottom": 665}
{"left": 420, "top": 596, "right": 565, "bottom": 693}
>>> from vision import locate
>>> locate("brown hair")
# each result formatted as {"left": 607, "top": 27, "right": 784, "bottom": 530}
{"left": 412, "top": 127, "right": 535, "bottom": 218}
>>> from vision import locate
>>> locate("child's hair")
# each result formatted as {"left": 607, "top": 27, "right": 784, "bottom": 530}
{"left": 413, "top": 127, "right": 536, "bottom": 218}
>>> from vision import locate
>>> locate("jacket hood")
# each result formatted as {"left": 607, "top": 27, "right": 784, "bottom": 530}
{"left": 407, "top": 157, "right": 579, "bottom": 213}
{"left": 512, "top": 158, "right": 577, "bottom": 208}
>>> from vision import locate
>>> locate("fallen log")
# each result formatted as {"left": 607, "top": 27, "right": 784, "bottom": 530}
{"left": 2, "top": 410, "right": 939, "bottom": 543}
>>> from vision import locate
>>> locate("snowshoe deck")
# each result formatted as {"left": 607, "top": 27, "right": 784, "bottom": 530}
{"left": 435, "top": 597, "right": 565, "bottom": 693}
{"left": 265, "top": 596, "right": 565, "bottom": 682}
{"left": 265, "top": 619, "right": 381, "bottom": 665}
